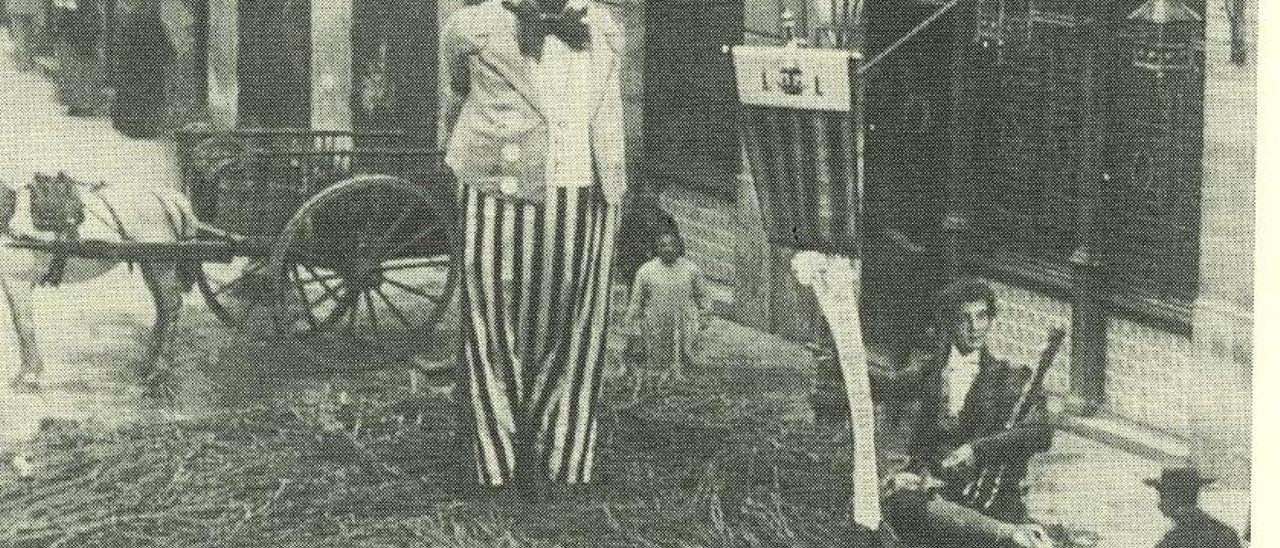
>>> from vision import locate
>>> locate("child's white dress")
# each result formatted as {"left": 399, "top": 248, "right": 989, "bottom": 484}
{"left": 626, "top": 257, "right": 709, "bottom": 369}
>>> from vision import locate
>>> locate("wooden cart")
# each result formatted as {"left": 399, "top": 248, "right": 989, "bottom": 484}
{"left": 15, "top": 128, "right": 460, "bottom": 346}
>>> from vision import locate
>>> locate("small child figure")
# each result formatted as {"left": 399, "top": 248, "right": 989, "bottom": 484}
{"left": 624, "top": 230, "right": 711, "bottom": 391}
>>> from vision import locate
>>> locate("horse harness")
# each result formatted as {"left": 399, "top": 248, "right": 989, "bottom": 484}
{"left": 0, "top": 173, "right": 111, "bottom": 286}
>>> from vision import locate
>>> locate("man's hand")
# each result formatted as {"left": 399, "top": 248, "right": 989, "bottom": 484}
{"left": 883, "top": 471, "right": 945, "bottom": 493}
{"left": 1008, "top": 523, "right": 1053, "bottom": 548}
{"left": 884, "top": 471, "right": 925, "bottom": 492}
{"left": 941, "top": 443, "right": 975, "bottom": 472}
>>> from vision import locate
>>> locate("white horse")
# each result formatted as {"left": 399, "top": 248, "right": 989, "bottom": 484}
{"left": 0, "top": 173, "right": 196, "bottom": 392}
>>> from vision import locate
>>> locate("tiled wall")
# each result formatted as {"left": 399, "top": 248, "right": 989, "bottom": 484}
{"left": 659, "top": 186, "right": 742, "bottom": 285}
{"left": 982, "top": 281, "right": 1074, "bottom": 398}
{"left": 1106, "top": 317, "right": 1193, "bottom": 436}
{"left": 984, "top": 279, "right": 1198, "bottom": 438}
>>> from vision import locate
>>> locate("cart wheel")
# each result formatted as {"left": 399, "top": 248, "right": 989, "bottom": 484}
{"left": 196, "top": 257, "right": 275, "bottom": 327}
{"left": 269, "top": 174, "right": 457, "bottom": 344}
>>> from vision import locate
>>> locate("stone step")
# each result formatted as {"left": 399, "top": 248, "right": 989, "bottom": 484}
{"left": 1060, "top": 412, "right": 1190, "bottom": 465}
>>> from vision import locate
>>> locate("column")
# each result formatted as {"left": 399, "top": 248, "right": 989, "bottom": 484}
{"left": 207, "top": 0, "right": 238, "bottom": 127}
{"left": 1190, "top": 0, "right": 1252, "bottom": 511}
{"left": 942, "top": 0, "right": 976, "bottom": 281}
{"left": 311, "top": 0, "right": 353, "bottom": 131}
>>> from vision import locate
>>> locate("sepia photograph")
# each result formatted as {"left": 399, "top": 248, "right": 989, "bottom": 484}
{"left": 0, "top": 0, "right": 1261, "bottom": 545}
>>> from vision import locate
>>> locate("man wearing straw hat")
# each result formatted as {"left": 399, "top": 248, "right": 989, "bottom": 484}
{"left": 1145, "top": 467, "right": 1241, "bottom": 548}
{"left": 440, "top": 0, "right": 626, "bottom": 490}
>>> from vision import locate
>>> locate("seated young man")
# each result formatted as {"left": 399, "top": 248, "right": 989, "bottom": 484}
{"left": 877, "top": 278, "right": 1056, "bottom": 548}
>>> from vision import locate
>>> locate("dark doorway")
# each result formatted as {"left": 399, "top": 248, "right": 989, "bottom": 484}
{"left": 352, "top": 0, "right": 438, "bottom": 148}
{"left": 642, "top": 0, "right": 743, "bottom": 196}
{"left": 860, "top": 5, "right": 954, "bottom": 353}
{"left": 238, "top": 0, "right": 310, "bottom": 127}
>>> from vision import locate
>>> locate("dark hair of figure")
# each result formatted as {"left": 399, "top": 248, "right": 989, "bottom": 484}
{"left": 933, "top": 277, "right": 998, "bottom": 326}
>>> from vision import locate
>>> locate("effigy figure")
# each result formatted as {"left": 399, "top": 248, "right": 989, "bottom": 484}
{"left": 440, "top": 0, "right": 627, "bottom": 489}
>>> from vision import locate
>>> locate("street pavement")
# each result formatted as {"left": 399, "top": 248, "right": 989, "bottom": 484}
{"left": 689, "top": 301, "right": 1251, "bottom": 547}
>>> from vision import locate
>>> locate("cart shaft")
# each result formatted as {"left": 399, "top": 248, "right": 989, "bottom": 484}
{"left": 6, "top": 237, "right": 273, "bottom": 264}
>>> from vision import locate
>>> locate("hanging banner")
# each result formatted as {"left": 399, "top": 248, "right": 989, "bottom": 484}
{"left": 729, "top": 45, "right": 859, "bottom": 112}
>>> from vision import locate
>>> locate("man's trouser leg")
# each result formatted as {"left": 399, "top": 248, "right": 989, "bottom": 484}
{"left": 885, "top": 485, "right": 1027, "bottom": 548}
{"left": 460, "top": 184, "right": 618, "bottom": 486}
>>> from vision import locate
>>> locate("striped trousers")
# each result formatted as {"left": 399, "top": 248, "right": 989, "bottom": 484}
{"left": 459, "top": 184, "right": 618, "bottom": 486}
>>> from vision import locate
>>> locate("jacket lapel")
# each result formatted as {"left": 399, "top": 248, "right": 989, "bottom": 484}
{"left": 586, "top": 8, "right": 621, "bottom": 121}
{"left": 473, "top": 2, "right": 546, "bottom": 118}
{"left": 966, "top": 350, "right": 1015, "bottom": 431}
{"left": 474, "top": 1, "right": 620, "bottom": 121}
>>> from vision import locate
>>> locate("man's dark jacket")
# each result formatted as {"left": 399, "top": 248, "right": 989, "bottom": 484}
{"left": 876, "top": 343, "right": 1055, "bottom": 524}
{"left": 1156, "top": 506, "right": 1241, "bottom": 548}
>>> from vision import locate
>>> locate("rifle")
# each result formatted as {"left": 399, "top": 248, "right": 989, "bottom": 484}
{"left": 958, "top": 327, "right": 1066, "bottom": 510}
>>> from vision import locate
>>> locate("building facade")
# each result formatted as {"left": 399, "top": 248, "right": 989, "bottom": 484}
{"left": 204, "top": 0, "right": 438, "bottom": 143}
{"left": 190, "top": 0, "right": 1251, "bottom": 489}
{"left": 553, "top": 0, "right": 1252, "bottom": 489}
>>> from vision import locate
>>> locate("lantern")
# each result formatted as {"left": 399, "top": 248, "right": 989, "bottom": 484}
{"left": 1127, "top": 0, "right": 1203, "bottom": 75}
{"left": 973, "top": 0, "right": 1007, "bottom": 48}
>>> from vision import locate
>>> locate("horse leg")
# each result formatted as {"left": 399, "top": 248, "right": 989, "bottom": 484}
{"left": 140, "top": 263, "right": 183, "bottom": 388}
{"left": 1, "top": 278, "right": 44, "bottom": 391}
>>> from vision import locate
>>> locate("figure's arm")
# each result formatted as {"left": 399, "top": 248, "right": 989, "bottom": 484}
{"left": 625, "top": 269, "right": 651, "bottom": 326}
{"left": 689, "top": 263, "right": 711, "bottom": 315}
{"left": 438, "top": 12, "right": 472, "bottom": 148}
{"left": 592, "top": 8, "right": 628, "bottom": 204}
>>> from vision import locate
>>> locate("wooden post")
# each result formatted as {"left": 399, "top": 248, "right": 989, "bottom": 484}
{"left": 1068, "top": 246, "right": 1106, "bottom": 415}
{"left": 311, "top": 0, "right": 353, "bottom": 132}
{"left": 1067, "top": 21, "right": 1108, "bottom": 416}
{"left": 944, "top": 0, "right": 976, "bottom": 281}
{"left": 941, "top": 212, "right": 969, "bottom": 281}
{"left": 206, "top": 0, "right": 238, "bottom": 127}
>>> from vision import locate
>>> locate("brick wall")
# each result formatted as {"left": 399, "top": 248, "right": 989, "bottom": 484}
{"left": 983, "top": 279, "right": 1201, "bottom": 439}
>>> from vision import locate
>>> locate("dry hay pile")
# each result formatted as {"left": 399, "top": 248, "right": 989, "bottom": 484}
{"left": 0, "top": 373, "right": 869, "bottom": 548}
{"left": 0, "top": 387, "right": 537, "bottom": 548}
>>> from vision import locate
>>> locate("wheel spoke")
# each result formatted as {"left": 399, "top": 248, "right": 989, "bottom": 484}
{"left": 347, "top": 295, "right": 360, "bottom": 331}
{"left": 292, "top": 268, "right": 343, "bottom": 308}
{"left": 374, "top": 286, "right": 416, "bottom": 329}
{"left": 289, "top": 271, "right": 320, "bottom": 329}
{"left": 383, "top": 277, "right": 440, "bottom": 301}
{"left": 324, "top": 292, "right": 357, "bottom": 326}
{"left": 300, "top": 265, "right": 344, "bottom": 304}
{"left": 364, "top": 291, "right": 382, "bottom": 339}
{"left": 376, "top": 256, "right": 451, "bottom": 272}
